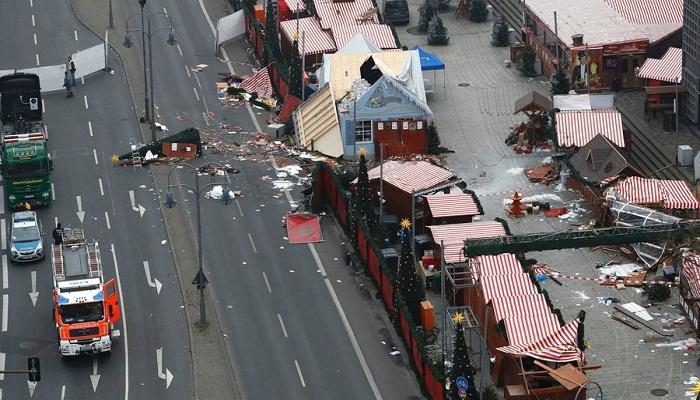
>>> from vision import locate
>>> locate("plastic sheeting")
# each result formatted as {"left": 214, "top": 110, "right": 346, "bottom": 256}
{"left": 216, "top": 11, "right": 245, "bottom": 45}
{"left": 553, "top": 93, "right": 615, "bottom": 110}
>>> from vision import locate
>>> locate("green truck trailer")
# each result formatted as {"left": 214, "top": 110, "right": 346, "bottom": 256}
{"left": 0, "top": 73, "right": 53, "bottom": 209}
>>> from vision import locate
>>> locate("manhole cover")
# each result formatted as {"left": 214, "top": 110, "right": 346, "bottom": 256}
{"left": 406, "top": 26, "right": 426, "bottom": 35}
{"left": 19, "top": 341, "right": 37, "bottom": 349}
{"left": 458, "top": 83, "right": 470, "bottom": 87}
{"left": 650, "top": 389, "right": 669, "bottom": 396}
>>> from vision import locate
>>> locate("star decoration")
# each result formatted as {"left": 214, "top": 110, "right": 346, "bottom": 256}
{"left": 358, "top": 147, "right": 367, "bottom": 157}
{"left": 452, "top": 312, "right": 465, "bottom": 325}
{"left": 400, "top": 218, "right": 411, "bottom": 229}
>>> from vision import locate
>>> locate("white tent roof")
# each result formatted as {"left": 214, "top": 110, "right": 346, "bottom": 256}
{"left": 337, "top": 32, "right": 381, "bottom": 53}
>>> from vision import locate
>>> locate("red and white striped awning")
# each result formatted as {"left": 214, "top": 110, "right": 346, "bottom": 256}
{"left": 427, "top": 221, "right": 506, "bottom": 264}
{"left": 313, "top": 0, "right": 378, "bottom": 30}
{"left": 283, "top": 0, "right": 306, "bottom": 13}
{"left": 683, "top": 254, "right": 700, "bottom": 299}
{"left": 637, "top": 47, "right": 682, "bottom": 83}
{"left": 498, "top": 318, "right": 586, "bottom": 364}
{"left": 425, "top": 193, "right": 481, "bottom": 218}
{"left": 331, "top": 24, "right": 397, "bottom": 50}
{"left": 613, "top": 177, "right": 699, "bottom": 209}
{"left": 479, "top": 273, "right": 538, "bottom": 303}
{"left": 381, "top": 161, "right": 457, "bottom": 194}
{"left": 473, "top": 253, "right": 522, "bottom": 277}
{"left": 556, "top": 109, "right": 625, "bottom": 148}
{"left": 604, "top": 0, "right": 683, "bottom": 25}
{"left": 490, "top": 294, "right": 550, "bottom": 321}
{"left": 239, "top": 66, "right": 274, "bottom": 99}
{"left": 279, "top": 17, "right": 337, "bottom": 56}
{"left": 503, "top": 313, "right": 560, "bottom": 346}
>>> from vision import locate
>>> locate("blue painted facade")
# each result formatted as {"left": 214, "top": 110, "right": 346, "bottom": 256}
{"left": 338, "top": 76, "right": 432, "bottom": 159}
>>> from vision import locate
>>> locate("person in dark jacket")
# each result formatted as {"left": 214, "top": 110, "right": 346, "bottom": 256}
{"left": 63, "top": 72, "right": 73, "bottom": 98}
{"left": 52, "top": 223, "right": 64, "bottom": 245}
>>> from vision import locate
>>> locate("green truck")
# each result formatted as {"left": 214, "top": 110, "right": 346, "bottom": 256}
{"left": 0, "top": 73, "right": 53, "bottom": 209}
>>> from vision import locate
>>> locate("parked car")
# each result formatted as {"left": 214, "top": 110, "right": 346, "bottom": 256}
{"left": 384, "top": 0, "right": 410, "bottom": 25}
{"left": 9, "top": 211, "right": 44, "bottom": 263}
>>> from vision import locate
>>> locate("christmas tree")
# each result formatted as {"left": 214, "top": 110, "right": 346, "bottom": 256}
{"left": 469, "top": 0, "right": 488, "bottom": 23}
{"left": 550, "top": 67, "right": 570, "bottom": 95}
{"left": 263, "top": 0, "right": 281, "bottom": 65}
{"left": 396, "top": 219, "right": 426, "bottom": 323}
{"left": 427, "top": 15, "right": 449, "bottom": 45}
{"left": 491, "top": 14, "right": 509, "bottom": 47}
{"left": 288, "top": 38, "right": 303, "bottom": 99}
{"left": 417, "top": 0, "right": 436, "bottom": 33}
{"left": 449, "top": 312, "right": 479, "bottom": 400}
{"left": 426, "top": 121, "right": 441, "bottom": 154}
{"left": 354, "top": 148, "right": 377, "bottom": 226}
{"left": 517, "top": 46, "right": 537, "bottom": 77}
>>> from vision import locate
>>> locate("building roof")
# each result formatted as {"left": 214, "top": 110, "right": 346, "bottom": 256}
{"left": 338, "top": 32, "right": 381, "bottom": 53}
{"left": 524, "top": 0, "right": 682, "bottom": 47}
{"left": 612, "top": 176, "right": 700, "bottom": 209}
{"left": 473, "top": 253, "right": 523, "bottom": 277}
{"left": 637, "top": 47, "right": 683, "bottom": 83}
{"left": 479, "top": 273, "right": 538, "bottom": 303}
{"left": 424, "top": 193, "right": 482, "bottom": 218}
{"left": 313, "top": 0, "right": 379, "bottom": 29}
{"left": 331, "top": 24, "right": 397, "bottom": 50}
{"left": 553, "top": 94, "right": 615, "bottom": 111}
{"left": 372, "top": 160, "right": 457, "bottom": 193}
{"left": 683, "top": 253, "right": 700, "bottom": 299}
{"left": 427, "top": 221, "right": 506, "bottom": 264}
{"left": 514, "top": 91, "right": 552, "bottom": 115}
{"left": 503, "top": 313, "right": 561, "bottom": 346}
{"left": 490, "top": 294, "right": 550, "bottom": 322}
{"left": 318, "top": 50, "right": 427, "bottom": 102}
{"left": 279, "top": 17, "right": 337, "bottom": 56}
{"left": 293, "top": 84, "right": 343, "bottom": 157}
{"left": 567, "top": 134, "right": 638, "bottom": 185}
{"left": 498, "top": 317, "right": 586, "bottom": 363}
{"left": 556, "top": 109, "right": 625, "bottom": 148}
{"left": 282, "top": 0, "right": 306, "bottom": 12}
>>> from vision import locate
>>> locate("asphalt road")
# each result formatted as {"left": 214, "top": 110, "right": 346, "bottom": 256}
{"left": 0, "top": 0, "right": 192, "bottom": 399}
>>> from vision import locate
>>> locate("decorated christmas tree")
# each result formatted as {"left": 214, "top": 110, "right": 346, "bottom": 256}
{"left": 354, "top": 148, "right": 377, "bottom": 226}
{"left": 427, "top": 15, "right": 449, "bottom": 45}
{"left": 418, "top": 0, "right": 436, "bottom": 33}
{"left": 491, "top": 14, "right": 509, "bottom": 47}
{"left": 469, "top": 0, "right": 488, "bottom": 23}
{"left": 517, "top": 46, "right": 537, "bottom": 77}
{"left": 288, "top": 38, "right": 303, "bottom": 99}
{"left": 263, "top": 0, "right": 281, "bottom": 64}
{"left": 396, "top": 219, "right": 426, "bottom": 323}
{"left": 550, "top": 67, "right": 571, "bottom": 95}
{"left": 426, "top": 121, "right": 441, "bottom": 154}
{"left": 449, "top": 312, "right": 479, "bottom": 400}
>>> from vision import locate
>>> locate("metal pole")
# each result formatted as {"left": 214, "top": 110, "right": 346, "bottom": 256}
{"left": 148, "top": 18, "right": 157, "bottom": 143}
{"left": 140, "top": 3, "right": 150, "bottom": 123}
{"left": 440, "top": 240, "right": 446, "bottom": 362}
{"left": 109, "top": 0, "right": 114, "bottom": 29}
{"left": 675, "top": 79, "right": 679, "bottom": 135}
{"left": 553, "top": 11, "right": 560, "bottom": 64}
{"left": 411, "top": 191, "right": 416, "bottom": 264}
{"left": 585, "top": 43, "right": 590, "bottom": 94}
{"left": 196, "top": 172, "right": 207, "bottom": 327}
{"left": 480, "top": 297, "right": 488, "bottom": 396}
{"left": 352, "top": 100, "right": 357, "bottom": 163}
{"left": 379, "top": 143, "right": 384, "bottom": 224}
{"left": 301, "top": 31, "right": 306, "bottom": 101}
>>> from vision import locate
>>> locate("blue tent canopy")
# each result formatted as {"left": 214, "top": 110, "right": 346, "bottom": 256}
{"left": 411, "top": 46, "right": 445, "bottom": 71}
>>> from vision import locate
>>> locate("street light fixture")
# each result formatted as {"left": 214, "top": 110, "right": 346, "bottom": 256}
{"left": 164, "top": 162, "right": 231, "bottom": 328}
{"left": 123, "top": 0, "right": 177, "bottom": 143}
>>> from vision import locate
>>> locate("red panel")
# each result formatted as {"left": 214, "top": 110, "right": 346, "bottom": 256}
{"left": 411, "top": 335, "right": 423, "bottom": 377}
{"left": 357, "top": 227, "right": 367, "bottom": 262}
{"left": 399, "top": 119, "right": 427, "bottom": 155}
{"left": 368, "top": 248, "right": 381, "bottom": 285}
{"left": 400, "top": 310, "right": 410, "bottom": 345}
{"left": 423, "top": 362, "right": 444, "bottom": 400}
{"left": 286, "top": 213, "right": 323, "bottom": 243}
{"left": 381, "top": 273, "right": 394, "bottom": 310}
{"left": 336, "top": 195, "right": 347, "bottom": 225}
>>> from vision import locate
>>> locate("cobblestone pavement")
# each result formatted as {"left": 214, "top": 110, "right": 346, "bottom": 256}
{"left": 394, "top": 7, "right": 699, "bottom": 399}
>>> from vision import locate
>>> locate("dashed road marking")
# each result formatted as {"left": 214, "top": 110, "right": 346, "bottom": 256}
{"left": 176, "top": 44, "right": 183, "bottom": 56}
{"left": 35, "top": 53, "right": 40, "bottom": 66}
{"left": 247, "top": 233, "right": 257, "bottom": 254}
{"left": 31, "top": 15, "right": 35, "bottom": 26}
{"left": 88, "top": 120, "right": 93, "bottom": 136}
{"left": 185, "top": 65, "right": 191, "bottom": 78}
{"left": 193, "top": 87, "right": 199, "bottom": 101}
{"left": 84, "top": 95, "right": 89, "bottom": 109}
{"left": 2, "top": 255, "right": 7, "bottom": 290}
{"left": 41, "top": 99, "right": 45, "bottom": 113}
{"left": 294, "top": 360, "right": 306, "bottom": 387}
{"left": 98, "top": 178, "right": 104, "bottom": 196}
{"left": 2, "top": 294, "right": 8, "bottom": 332}
{"left": 262, "top": 271, "right": 271, "bottom": 293}
{"left": 93, "top": 149, "right": 98, "bottom": 165}
{"left": 104, "top": 212, "right": 111, "bottom": 230}
{"left": 277, "top": 314, "right": 288, "bottom": 338}
{"left": 33, "top": 33, "right": 37, "bottom": 45}
{"left": 0, "top": 219, "right": 5, "bottom": 250}
{"left": 51, "top": 182, "right": 55, "bottom": 201}
{"left": 74, "top": 30, "right": 78, "bottom": 41}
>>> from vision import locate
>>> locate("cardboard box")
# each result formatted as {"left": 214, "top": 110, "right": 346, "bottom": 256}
{"left": 420, "top": 301, "right": 434, "bottom": 331}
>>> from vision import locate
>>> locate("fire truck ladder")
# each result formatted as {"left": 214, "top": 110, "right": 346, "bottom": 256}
{"left": 86, "top": 242, "right": 102, "bottom": 279}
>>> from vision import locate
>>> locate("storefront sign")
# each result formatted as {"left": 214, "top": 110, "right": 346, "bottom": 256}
{"left": 603, "top": 40, "right": 647, "bottom": 56}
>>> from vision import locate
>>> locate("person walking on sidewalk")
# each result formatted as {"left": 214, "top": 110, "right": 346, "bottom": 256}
{"left": 68, "top": 56, "right": 76, "bottom": 85}
{"left": 63, "top": 72, "right": 74, "bottom": 98}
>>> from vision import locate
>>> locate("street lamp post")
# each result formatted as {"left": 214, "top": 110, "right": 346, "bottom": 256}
{"left": 123, "top": 1, "right": 177, "bottom": 143}
{"left": 164, "top": 162, "right": 232, "bottom": 328}
{"left": 108, "top": 0, "right": 114, "bottom": 29}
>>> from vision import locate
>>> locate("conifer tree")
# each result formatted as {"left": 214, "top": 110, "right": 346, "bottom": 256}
{"left": 491, "top": 14, "right": 509, "bottom": 47}
{"left": 396, "top": 219, "right": 426, "bottom": 323}
{"left": 449, "top": 312, "right": 479, "bottom": 400}
{"left": 426, "top": 121, "right": 441, "bottom": 154}
{"left": 517, "top": 46, "right": 537, "bottom": 77}
{"left": 288, "top": 38, "right": 303, "bottom": 99}
{"left": 354, "top": 148, "right": 377, "bottom": 226}
{"left": 469, "top": 0, "right": 488, "bottom": 23}
{"left": 550, "top": 66, "right": 571, "bottom": 95}
{"left": 263, "top": 0, "right": 281, "bottom": 64}
{"left": 427, "top": 15, "right": 449, "bottom": 45}
{"left": 418, "top": 0, "right": 436, "bottom": 33}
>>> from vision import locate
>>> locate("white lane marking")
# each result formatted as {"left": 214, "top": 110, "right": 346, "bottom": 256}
{"left": 29, "top": 270, "right": 38, "bottom": 307}
{"left": 35, "top": 53, "right": 40, "bottom": 66}
{"left": 185, "top": 65, "right": 191, "bottom": 78}
{"left": 277, "top": 314, "right": 288, "bottom": 338}
{"left": 54, "top": 217, "right": 58, "bottom": 228}
{"left": 74, "top": 30, "right": 78, "bottom": 41}
{"left": 262, "top": 271, "right": 271, "bottom": 293}
{"left": 0, "top": 352, "right": 5, "bottom": 380}
{"left": 93, "top": 149, "right": 99, "bottom": 165}
{"left": 1, "top": 255, "right": 7, "bottom": 289}
{"left": 142, "top": 261, "right": 162, "bottom": 294}
{"left": 235, "top": 199, "right": 244, "bottom": 217}
{"left": 76, "top": 195, "right": 85, "bottom": 223}
{"left": 247, "top": 233, "right": 257, "bottom": 254}
{"left": 90, "top": 357, "right": 100, "bottom": 391}
{"left": 84, "top": 95, "right": 89, "bottom": 109}
{"left": 2, "top": 294, "right": 8, "bottom": 332}
{"left": 156, "top": 348, "right": 174, "bottom": 389}
{"left": 31, "top": 14, "right": 35, "bottom": 26}
{"left": 193, "top": 87, "right": 199, "bottom": 101}
{"left": 98, "top": 178, "right": 104, "bottom": 196}
{"left": 197, "top": 0, "right": 262, "bottom": 133}
{"left": 33, "top": 33, "right": 37, "bottom": 45}
{"left": 44, "top": 124, "right": 48, "bottom": 139}
{"left": 29, "top": 0, "right": 33, "bottom": 7}
{"left": 81, "top": 76, "right": 85, "bottom": 85}
{"left": 110, "top": 244, "right": 130, "bottom": 400}
{"left": 0, "top": 219, "right": 5, "bottom": 250}
{"left": 129, "top": 190, "right": 138, "bottom": 211}
{"left": 104, "top": 211, "right": 111, "bottom": 230}
{"left": 176, "top": 44, "right": 183, "bottom": 56}
{"left": 88, "top": 120, "right": 94, "bottom": 136}
{"left": 163, "top": 6, "right": 168, "bottom": 16}
{"left": 294, "top": 360, "right": 306, "bottom": 388}
{"left": 0, "top": 186, "right": 4, "bottom": 215}
{"left": 194, "top": 72, "right": 202, "bottom": 88}
{"left": 61, "top": 386, "right": 66, "bottom": 400}
{"left": 41, "top": 99, "right": 45, "bottom": 113}
{"left": 51, "top": 182, "right": 55, "bottom": 201}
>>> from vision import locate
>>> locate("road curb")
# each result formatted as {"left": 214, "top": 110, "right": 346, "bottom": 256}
{"left": 68, "top": 1, "right": 243, "bottom": 399}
